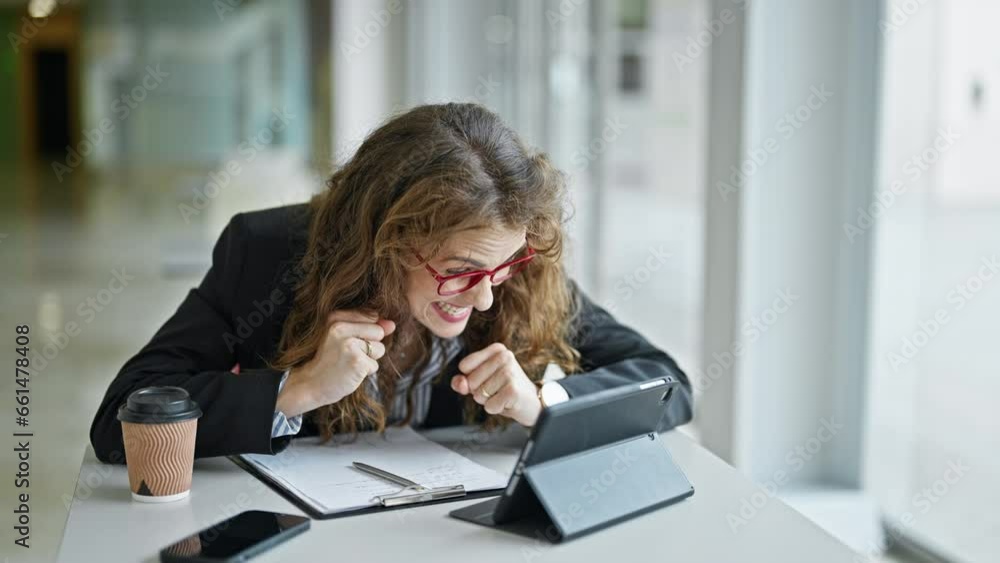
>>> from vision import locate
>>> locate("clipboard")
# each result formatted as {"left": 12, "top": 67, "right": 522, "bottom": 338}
{"left": 227, "top": 427, "right": 508, "bottom": 520}
{"left": 229, "top": 456, "right": 504, "bottom": 520}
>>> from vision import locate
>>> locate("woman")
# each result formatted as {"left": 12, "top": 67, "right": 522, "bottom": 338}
{"left": 89, "top": 103, "right": 692, "bottom": 463}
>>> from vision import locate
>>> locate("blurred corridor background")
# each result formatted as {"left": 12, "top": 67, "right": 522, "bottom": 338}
{"left": 0, "top": 0, "right": 997, "bottom": 561}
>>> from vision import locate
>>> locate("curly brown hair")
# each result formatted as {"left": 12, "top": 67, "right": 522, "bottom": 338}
{"left": 271, "top": 103, "right": 581, "bottom": 442}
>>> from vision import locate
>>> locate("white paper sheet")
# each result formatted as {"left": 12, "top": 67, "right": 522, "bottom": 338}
{"left": 239, "top": 427, "right": 509, "bottom": 515}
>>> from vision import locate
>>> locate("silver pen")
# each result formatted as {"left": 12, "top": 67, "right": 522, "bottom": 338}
{"left": 352, "top": 461, "right": 466, "bottom": 506}
{"left": 352, "top": 461, "right": 428, "bottom": 491}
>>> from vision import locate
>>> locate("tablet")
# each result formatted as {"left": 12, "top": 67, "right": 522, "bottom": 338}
{"left": 451, "top": 375, "right": 693, "bottom": 534}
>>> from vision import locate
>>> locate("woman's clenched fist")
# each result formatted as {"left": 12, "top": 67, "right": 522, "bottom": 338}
{"left": 276, "top": 310, "right": 395, "bottom": 418}
{"left": 450, "top": 342, "right": 542, "bottom": 427}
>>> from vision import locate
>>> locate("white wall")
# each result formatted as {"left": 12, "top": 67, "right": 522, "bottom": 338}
{"left": 701, "top": 0, "right": 879, "bottom": 488}
{"left": 330, "top": 0, "right": 408, "bottom": 165}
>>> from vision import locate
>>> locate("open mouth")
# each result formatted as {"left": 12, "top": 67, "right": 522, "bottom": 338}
{"left": 431, "top": 300, "right": 471, "bottom": 323}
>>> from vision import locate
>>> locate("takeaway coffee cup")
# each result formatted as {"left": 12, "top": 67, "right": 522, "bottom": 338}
{"left": 117, "top": 386, "right": 202, "bottom": 503}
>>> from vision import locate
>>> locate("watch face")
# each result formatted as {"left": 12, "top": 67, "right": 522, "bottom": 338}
{"left": 539, "top": 381, "right": 568, "bottom": 407}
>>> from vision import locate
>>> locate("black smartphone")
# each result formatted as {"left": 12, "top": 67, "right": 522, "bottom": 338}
{"left": 160, "top": 510, "right": 310, "bottom": 563}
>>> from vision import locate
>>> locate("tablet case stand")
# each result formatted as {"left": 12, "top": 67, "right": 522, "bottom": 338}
{"left": 450, "top": 432, "right": 694, "bottom": 543}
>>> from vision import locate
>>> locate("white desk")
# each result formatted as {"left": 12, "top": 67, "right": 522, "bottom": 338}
{"left": 58, "top": 428, "right": 858, "bottom": 562}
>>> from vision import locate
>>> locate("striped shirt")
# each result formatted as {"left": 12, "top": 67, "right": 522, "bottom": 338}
{"left": 271, "top": 336, "right": 462, "bottom": 438}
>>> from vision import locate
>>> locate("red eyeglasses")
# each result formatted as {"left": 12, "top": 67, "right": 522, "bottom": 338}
{"left": 416, "top": 246, "right": 536, "bottom": 296}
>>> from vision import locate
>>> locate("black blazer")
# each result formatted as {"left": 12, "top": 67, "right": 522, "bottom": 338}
{"left": 89, "top": 204, "right": 693, "bottom": 464}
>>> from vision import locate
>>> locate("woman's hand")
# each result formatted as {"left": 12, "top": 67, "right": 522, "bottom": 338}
{"left": 451, "top": 342, "right": 541, "bottom": 427}
{"left": 276, "top": 310, "right": 395, "bottom": 418}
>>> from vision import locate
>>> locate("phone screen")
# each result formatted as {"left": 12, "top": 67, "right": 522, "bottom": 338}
{"left": 161, "top": 510, "right": 310, "bottom": 561}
